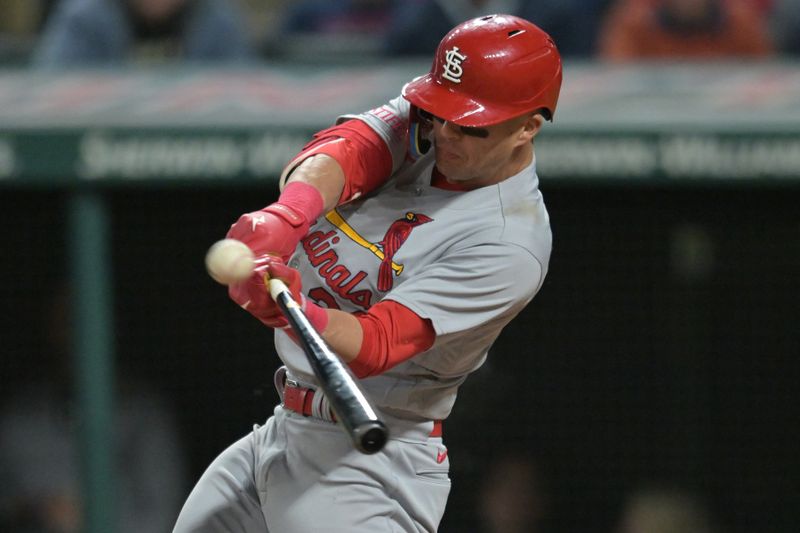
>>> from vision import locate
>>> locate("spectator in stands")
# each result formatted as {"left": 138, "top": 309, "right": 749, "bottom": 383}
{"left": 0, "top": 283, "right": 187, "bottom": 533}
{"left": 770, "top": 0, "right": 800, "bottom": 55}
{"left": 231, "top": 0, "right": 285, "bottom": 56}
{"left": 33, "top": 0, "right": 253, "bottom": 66}
{"left": 279, "top": 0, "right": 392, "bottom": 35}
{"left": 0, "top": 0, "right": 41, "bottom": 36}
{"left": 266, "top": 0, "right": 393, "bottom": 59}
{"left": 476, "top": 451, "right": 548, "bottom": 533}
{"left": 0, "top": 0, "right": 50, "bottom": 64}
{"left": 615, "top": 486, "right": 716, "bottom": 533}
{"left": 384, "top": 0, "right": 607, "bottom": 57}
{"left": 598, "top": 0, "right": 773, "bottom": 60}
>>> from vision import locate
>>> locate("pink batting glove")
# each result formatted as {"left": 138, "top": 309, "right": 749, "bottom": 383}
{"left": 228, "top": 256, "right": 303, "bottom": 329}
{"left": 226, "top": 182, "right": 324, "bottom": 262}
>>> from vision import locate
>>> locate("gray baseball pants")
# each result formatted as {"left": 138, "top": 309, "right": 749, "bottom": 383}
{"left": 173, "top": 405, "right": 450, "bottom": 532}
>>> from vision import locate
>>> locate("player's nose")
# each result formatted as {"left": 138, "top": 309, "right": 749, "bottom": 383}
{"left": 435, "top": 120, "right": 462, "bottom": 141}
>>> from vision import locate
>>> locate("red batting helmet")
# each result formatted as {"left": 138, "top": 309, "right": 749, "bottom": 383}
{"left": 402, "top": 14, "right": 562, "bottom": 127}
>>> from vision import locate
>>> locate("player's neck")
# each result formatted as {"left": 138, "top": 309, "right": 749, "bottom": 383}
{"left": 431, "top": 167, "right": 471, "bottom": 191}
{"left": 494, "top": 145, "right": 534, "bottom": 185}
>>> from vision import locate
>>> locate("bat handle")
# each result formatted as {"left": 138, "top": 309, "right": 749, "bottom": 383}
{"left": 268, "top": 277, "right": 290, "bottom": 302}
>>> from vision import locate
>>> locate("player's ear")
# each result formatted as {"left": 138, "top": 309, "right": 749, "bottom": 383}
{"left": 513, "top": 113, "right": 543, "bottom": 146}
{"left": 523, "top": 113, "right": 545, "bottom": 140}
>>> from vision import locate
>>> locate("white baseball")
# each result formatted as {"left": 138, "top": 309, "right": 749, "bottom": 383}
{"left": 205, "top": 239, "right": 255, "bottom": 285}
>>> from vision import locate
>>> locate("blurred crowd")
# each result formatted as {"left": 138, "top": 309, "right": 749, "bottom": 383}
{"left": 0, "top": 0, "right": 798, "bottom": 67}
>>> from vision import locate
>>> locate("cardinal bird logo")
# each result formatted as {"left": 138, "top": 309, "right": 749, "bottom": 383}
{"left": 324, "top": 210, "right": 433, "bottom": 292}
{"left": 376, "top": 212, "right": 433, "bottom": 291}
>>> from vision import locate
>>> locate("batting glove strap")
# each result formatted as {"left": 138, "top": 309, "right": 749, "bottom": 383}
{"left": 226, "top": 182, "right": 324, "bottom": 262}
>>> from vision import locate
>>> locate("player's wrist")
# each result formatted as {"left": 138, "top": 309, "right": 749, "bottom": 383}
{"left": 272, "top": 181, "right": 325, "bottom": 228}
{"left": 300, "top": 295, "right": 329, "bottom": 334}
{"left": 244, "top": 181, "right": 325, "bottom": 260}
{"left": 226, "top": 181, "right": 325, "bottom": 260}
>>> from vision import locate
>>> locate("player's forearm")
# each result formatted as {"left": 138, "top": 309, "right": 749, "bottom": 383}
{"left": 282, "top": 154, "right": 346, "bottom": 213}
{"left": 313, "top": 301, "right": 436, "bottom": 378}
{"left": 281, "top": 119, "right": 394, "bottom": 208}
{"left": 318, "top": 309, "right": 363, "bottom": 363}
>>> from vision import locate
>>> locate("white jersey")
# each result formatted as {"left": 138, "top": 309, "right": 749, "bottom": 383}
{"left": 275, "top": 96, "right": 552, "bottom": 421}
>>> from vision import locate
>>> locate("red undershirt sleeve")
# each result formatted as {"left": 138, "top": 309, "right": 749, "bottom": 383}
{"left": 283, "top": 119, "right": 394, "bottom": 205}
{"left": 348, "top": 300, "right": 436, "bottom": 378}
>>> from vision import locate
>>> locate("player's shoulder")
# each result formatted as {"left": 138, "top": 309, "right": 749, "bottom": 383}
{"left": 337, "top": 95, "right": 410, "bottom": 172}
{"left": 337, "top": 95, "right": 409, "bottom": 142}
{"left": 444, "top": 198, "right": 551, "bottom": 288}
{"left": 494, "top": 171, "right": 551, "bottom": 255}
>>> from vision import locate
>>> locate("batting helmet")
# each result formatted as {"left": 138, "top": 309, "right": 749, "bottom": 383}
{"left": 402, "top": 14, "right": 563, "bottom": 127}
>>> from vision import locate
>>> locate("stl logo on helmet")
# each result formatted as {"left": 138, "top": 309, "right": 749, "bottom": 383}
{"left": 442, "top": 46, "right": 467, "bottom": 84}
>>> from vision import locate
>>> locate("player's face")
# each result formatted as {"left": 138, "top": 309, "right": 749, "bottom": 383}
{"left": 423, "top": 110, "right": 543, "bottom": 189}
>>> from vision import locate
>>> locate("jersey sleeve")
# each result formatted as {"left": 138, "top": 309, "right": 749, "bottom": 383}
{"left": 384, "top": 241, "right": 546, "bottom": 337}
{"left": 381, "top": 241, "right": 546, "bottom": 378}
{"left": 279, "top": 96, "right": 411, "bottom": 204}
{"left": 338, "top": 95, "right": 411, "bottom": 173}
{"left": 348, "top": 300, "right": 436, "bottom": 379}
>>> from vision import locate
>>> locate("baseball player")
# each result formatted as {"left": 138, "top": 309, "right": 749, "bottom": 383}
{"left": 174, "top": 14, "right": 562, "bottom": 533}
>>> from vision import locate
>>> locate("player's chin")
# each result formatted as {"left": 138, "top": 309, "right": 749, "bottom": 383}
{"left": 435, "top": 155, "right": 466, "bottom": 178}
{"left": 436, "top": 146, "right": 462, "bottom": 163}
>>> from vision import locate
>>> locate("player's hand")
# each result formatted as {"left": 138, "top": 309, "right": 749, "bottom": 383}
{"left": 228, "top": 255, "right": 303, "bottom": 329}
{"left": 226, "top": 203, "right": 310, "bottom": 263}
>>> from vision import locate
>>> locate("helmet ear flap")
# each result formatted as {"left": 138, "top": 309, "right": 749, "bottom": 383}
{"left": 408, "top": 105, "right": 433, "bottom": 160}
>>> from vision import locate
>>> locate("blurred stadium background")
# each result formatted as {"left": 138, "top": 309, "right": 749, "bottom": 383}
{"left": 1, "top": 1, "right": 799, "bottom": 533}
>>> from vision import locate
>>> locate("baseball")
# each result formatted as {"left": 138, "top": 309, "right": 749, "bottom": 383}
{"left": 205, "top": 239, "right": 255, "bottom": 285}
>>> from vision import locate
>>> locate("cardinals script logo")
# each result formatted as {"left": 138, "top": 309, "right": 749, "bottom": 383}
{"left": 326, "top": 210, "right": 433, "bottom": 291}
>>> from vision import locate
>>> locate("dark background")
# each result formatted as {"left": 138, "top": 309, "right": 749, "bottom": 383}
{"left": 2, "top": 182, "right": 797, "bottom": 532}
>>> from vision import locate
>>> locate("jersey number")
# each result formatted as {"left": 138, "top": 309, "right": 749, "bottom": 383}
{"left": 308, "top": 287, "right": 341, "bottom": 310}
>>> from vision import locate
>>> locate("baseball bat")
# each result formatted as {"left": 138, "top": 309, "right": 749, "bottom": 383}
{"left": 267, "top": 278, "right": 389, "bottom": 454}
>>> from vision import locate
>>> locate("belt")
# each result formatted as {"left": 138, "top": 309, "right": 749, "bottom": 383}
{"left": 282, "top": 380, "right": 443, "bottom": 438}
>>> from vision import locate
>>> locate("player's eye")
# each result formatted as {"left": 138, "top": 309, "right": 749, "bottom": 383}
{"left": 417, "top": 108, "right": 436, "bottom": 122}
{"left": 459, "top": 125, "right": 490, "bottom": 138}
{"left": 418, "top": 108, "right": 489, "bottom": 138}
